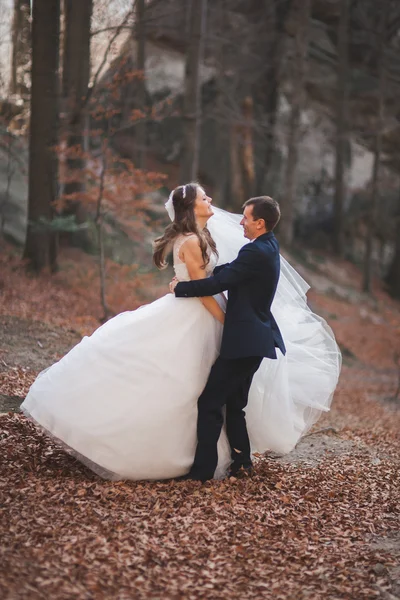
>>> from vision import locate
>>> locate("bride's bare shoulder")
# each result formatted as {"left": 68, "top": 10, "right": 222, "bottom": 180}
{"left": 175, "top": 233, "right": 199, "bottom": 254}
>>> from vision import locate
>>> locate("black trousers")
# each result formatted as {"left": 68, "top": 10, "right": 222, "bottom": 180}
{"left": 189, "top": 355, "right": 263, "bottom": 481}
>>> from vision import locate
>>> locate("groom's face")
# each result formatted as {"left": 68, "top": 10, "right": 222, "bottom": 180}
{"left": 241, "top": 205, "right": 260, "bottom": 240}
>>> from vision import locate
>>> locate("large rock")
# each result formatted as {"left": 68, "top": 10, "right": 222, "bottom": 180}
{"left": 0, "top": 128, "right": 28, "bottom": 246}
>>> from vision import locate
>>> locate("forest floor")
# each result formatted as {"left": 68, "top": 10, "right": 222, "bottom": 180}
{"left": 0, "top": 241, "right": 399, "bottom": 600}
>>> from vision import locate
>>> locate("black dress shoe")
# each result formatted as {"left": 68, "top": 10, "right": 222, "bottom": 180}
{"left": 228, "top": 464, "right": 254, "bottom": 478}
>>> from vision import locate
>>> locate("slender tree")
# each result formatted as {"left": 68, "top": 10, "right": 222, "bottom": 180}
{"left": 9, "top": 0, "right": 31, "bottom": 96}
{"left": 228, "top": 97, "right": 256, "bottom": 210}
{"left": 62, "top": 0, "right": 93, "bottom": 223}
{"left": 181, "top": 0, "right": 207, "bottom": 182}
{"left": 229, "top": 120, "right": 245, "bottom": 209}
{"left": 23, "top": 0, "right": 60, "bottom": 272}
{"left": 135, "top": 0, "right": 146, "bottom": 168}
{"left": 280, "top": 0, "right": 311, "bottom": 247}
{"left": 210, "top": 0, "right": 236, "bottom": 209}
{"left": 386, "top": 191, "right": 400, "bottom": 299}
{"left": 240, "top": 96, "right": 256, "bottom": 201}
{"left": 251, "top": 0, "right": 293, "bottom": 195}
{"left": 362, "top": 0, "right": 389, "bottom": 293}
{"left": 333, "top": 0, "right": 350, "bottom": 256}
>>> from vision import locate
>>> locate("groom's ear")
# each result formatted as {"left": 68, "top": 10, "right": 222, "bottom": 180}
{"left": 257, "top": 218, "right": 266, "bottom": 230}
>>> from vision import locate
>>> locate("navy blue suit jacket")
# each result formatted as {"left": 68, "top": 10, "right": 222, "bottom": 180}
{"left": 174, "top": 231, "right": 286, "bottom": 360}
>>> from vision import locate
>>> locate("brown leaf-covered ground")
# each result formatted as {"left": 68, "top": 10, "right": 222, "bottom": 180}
{"left": 0, "top": 243, "right": 399, "bottom": 599}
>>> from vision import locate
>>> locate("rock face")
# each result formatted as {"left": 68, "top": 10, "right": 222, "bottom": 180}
{"left": 0, "top": 0, "right": 393, "bottom": 254}
{"left": 102, "top": 7, "right": 377, "bottom": 205}
{"left": 0, "top": 128, "right": 28, "bottom": 246}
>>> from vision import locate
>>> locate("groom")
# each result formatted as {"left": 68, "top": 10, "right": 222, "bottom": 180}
{"left": 171, "top": 196, "right": 286, "bottom": 482}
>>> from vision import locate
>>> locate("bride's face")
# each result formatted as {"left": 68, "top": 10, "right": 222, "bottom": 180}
{"left": 194, "top": 187, "right": 214, "bottom": 221}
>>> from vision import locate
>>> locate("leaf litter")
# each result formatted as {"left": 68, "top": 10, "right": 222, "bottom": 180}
{"left": 0, "top": 244, "right": 399, "bottom": 599}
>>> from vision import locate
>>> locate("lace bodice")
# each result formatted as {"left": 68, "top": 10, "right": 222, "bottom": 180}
{"left": 173, "top": 234, "right": 217, "bottom": 282}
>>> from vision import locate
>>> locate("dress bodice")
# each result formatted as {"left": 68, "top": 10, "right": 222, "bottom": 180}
{"left": 173, "top": 234, "right": 217, "bottom": 282}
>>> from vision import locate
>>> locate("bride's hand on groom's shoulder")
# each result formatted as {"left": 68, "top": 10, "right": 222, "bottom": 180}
{"left": 169, "top": 277, "right": 178, "bottom": 293}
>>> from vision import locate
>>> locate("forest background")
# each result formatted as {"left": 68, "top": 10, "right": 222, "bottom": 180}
{"left": 0, "top": 1, "right": 399, "bottom": 599}
{"left": 0, "top": 0, "right": 400, "bottom": 313}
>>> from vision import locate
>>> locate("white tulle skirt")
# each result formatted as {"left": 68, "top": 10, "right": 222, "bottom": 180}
{"left": 22, "top": 207, "right": 341, "bottom": 480}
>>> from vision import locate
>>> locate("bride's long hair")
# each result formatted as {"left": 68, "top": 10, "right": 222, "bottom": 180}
{"left": 153, "top": 183, "right": 218, "bottom": 270}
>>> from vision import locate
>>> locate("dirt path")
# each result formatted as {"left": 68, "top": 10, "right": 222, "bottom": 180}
{"left": 0, "top": 315, "right": 399, "bottom": 599}
{"left": 0, "top": 315, "right": 81, "bottom": 413}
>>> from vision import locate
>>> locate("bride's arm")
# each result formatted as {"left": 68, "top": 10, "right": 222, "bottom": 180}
{"left": 180, "top": 237, "right": 225, "bottom": 325}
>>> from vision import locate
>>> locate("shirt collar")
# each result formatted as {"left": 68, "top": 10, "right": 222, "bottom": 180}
{"left": 253, "top": 231, "right": 274, "bottom": 242}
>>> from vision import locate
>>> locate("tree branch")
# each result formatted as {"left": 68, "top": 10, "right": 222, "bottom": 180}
{"left": 84, "top": 4, "right": 136, "bottom": 110}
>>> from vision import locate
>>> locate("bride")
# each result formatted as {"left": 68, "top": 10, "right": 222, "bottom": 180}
{"left": 21, "top": 183, "right": 341, "bottom": 481}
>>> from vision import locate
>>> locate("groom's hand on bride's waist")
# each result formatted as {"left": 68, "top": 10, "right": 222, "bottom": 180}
{"left": 169, "top": 277, "right": 178, "bottom": 293}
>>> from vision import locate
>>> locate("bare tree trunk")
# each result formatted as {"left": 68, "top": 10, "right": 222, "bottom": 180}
{"left": 252, "top": 0, "right": 293, "bottom": 195}
{"left": 0, "top": 132, "right": 15, "bottom": 234}
{"left": 230, "top": 122, "right": 245, "bottom": 210}
{"left": 181, "top": 0, "right": 207, "bottom": 182}
{"left": 213, "top": 86, "right": 229, "bottom": 208}
{"left": 333, "top": 0, "right": 350, "bottom": 256}
{"left": 280, "top": 0, "right": 311, "bottom": 247}
{"left": 95, "top": 142, "right": 112, "bottom": 322}
{"left": 10, "top": 0, "right": 31, "bottom": 96}
{"left": 253, "top": 72, "right": 279, "bottom": 196}
{"left": 135, "top": 0, "right": 146, "bottom": 169}
{"left": 386, "top": 195, "right": 400, "bottom": 299}
{"left": 362, "top": 1, "right": 389, "bottom": 293}
{"left": 227, "top": 97, "right": 256, "bottom": 211}
{"left": 239, "top": 96, "right": 256, "bottom": 200}
{"left": 212, "top": 0, "right": 230, "bottom": 208}
{"left": 23, "top": 0, "right": 60, "bottom": 272}
{"left": 62, "top": 0, "right": 92, "bottom": 227}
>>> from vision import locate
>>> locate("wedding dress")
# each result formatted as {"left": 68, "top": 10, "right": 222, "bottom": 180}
{"left": 21, "top": 208, "right": 341, "bottom": 480}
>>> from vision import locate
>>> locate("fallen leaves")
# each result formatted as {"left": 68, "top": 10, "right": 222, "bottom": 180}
{"left": 0, "top": 240, "right": 167, "bottom": 338}
{"left": 1, "top": 227, "right": 400, "bottom": 598}
{"left": 0, "top": 365, "right": 36, "bottom": 397}
{"left": 0, "top": 403, "right": 399, "bottom": 600}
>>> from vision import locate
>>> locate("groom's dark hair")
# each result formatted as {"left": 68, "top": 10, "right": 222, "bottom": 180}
{"left": 243, "top": 196, "right": 281, "bottom": 231}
